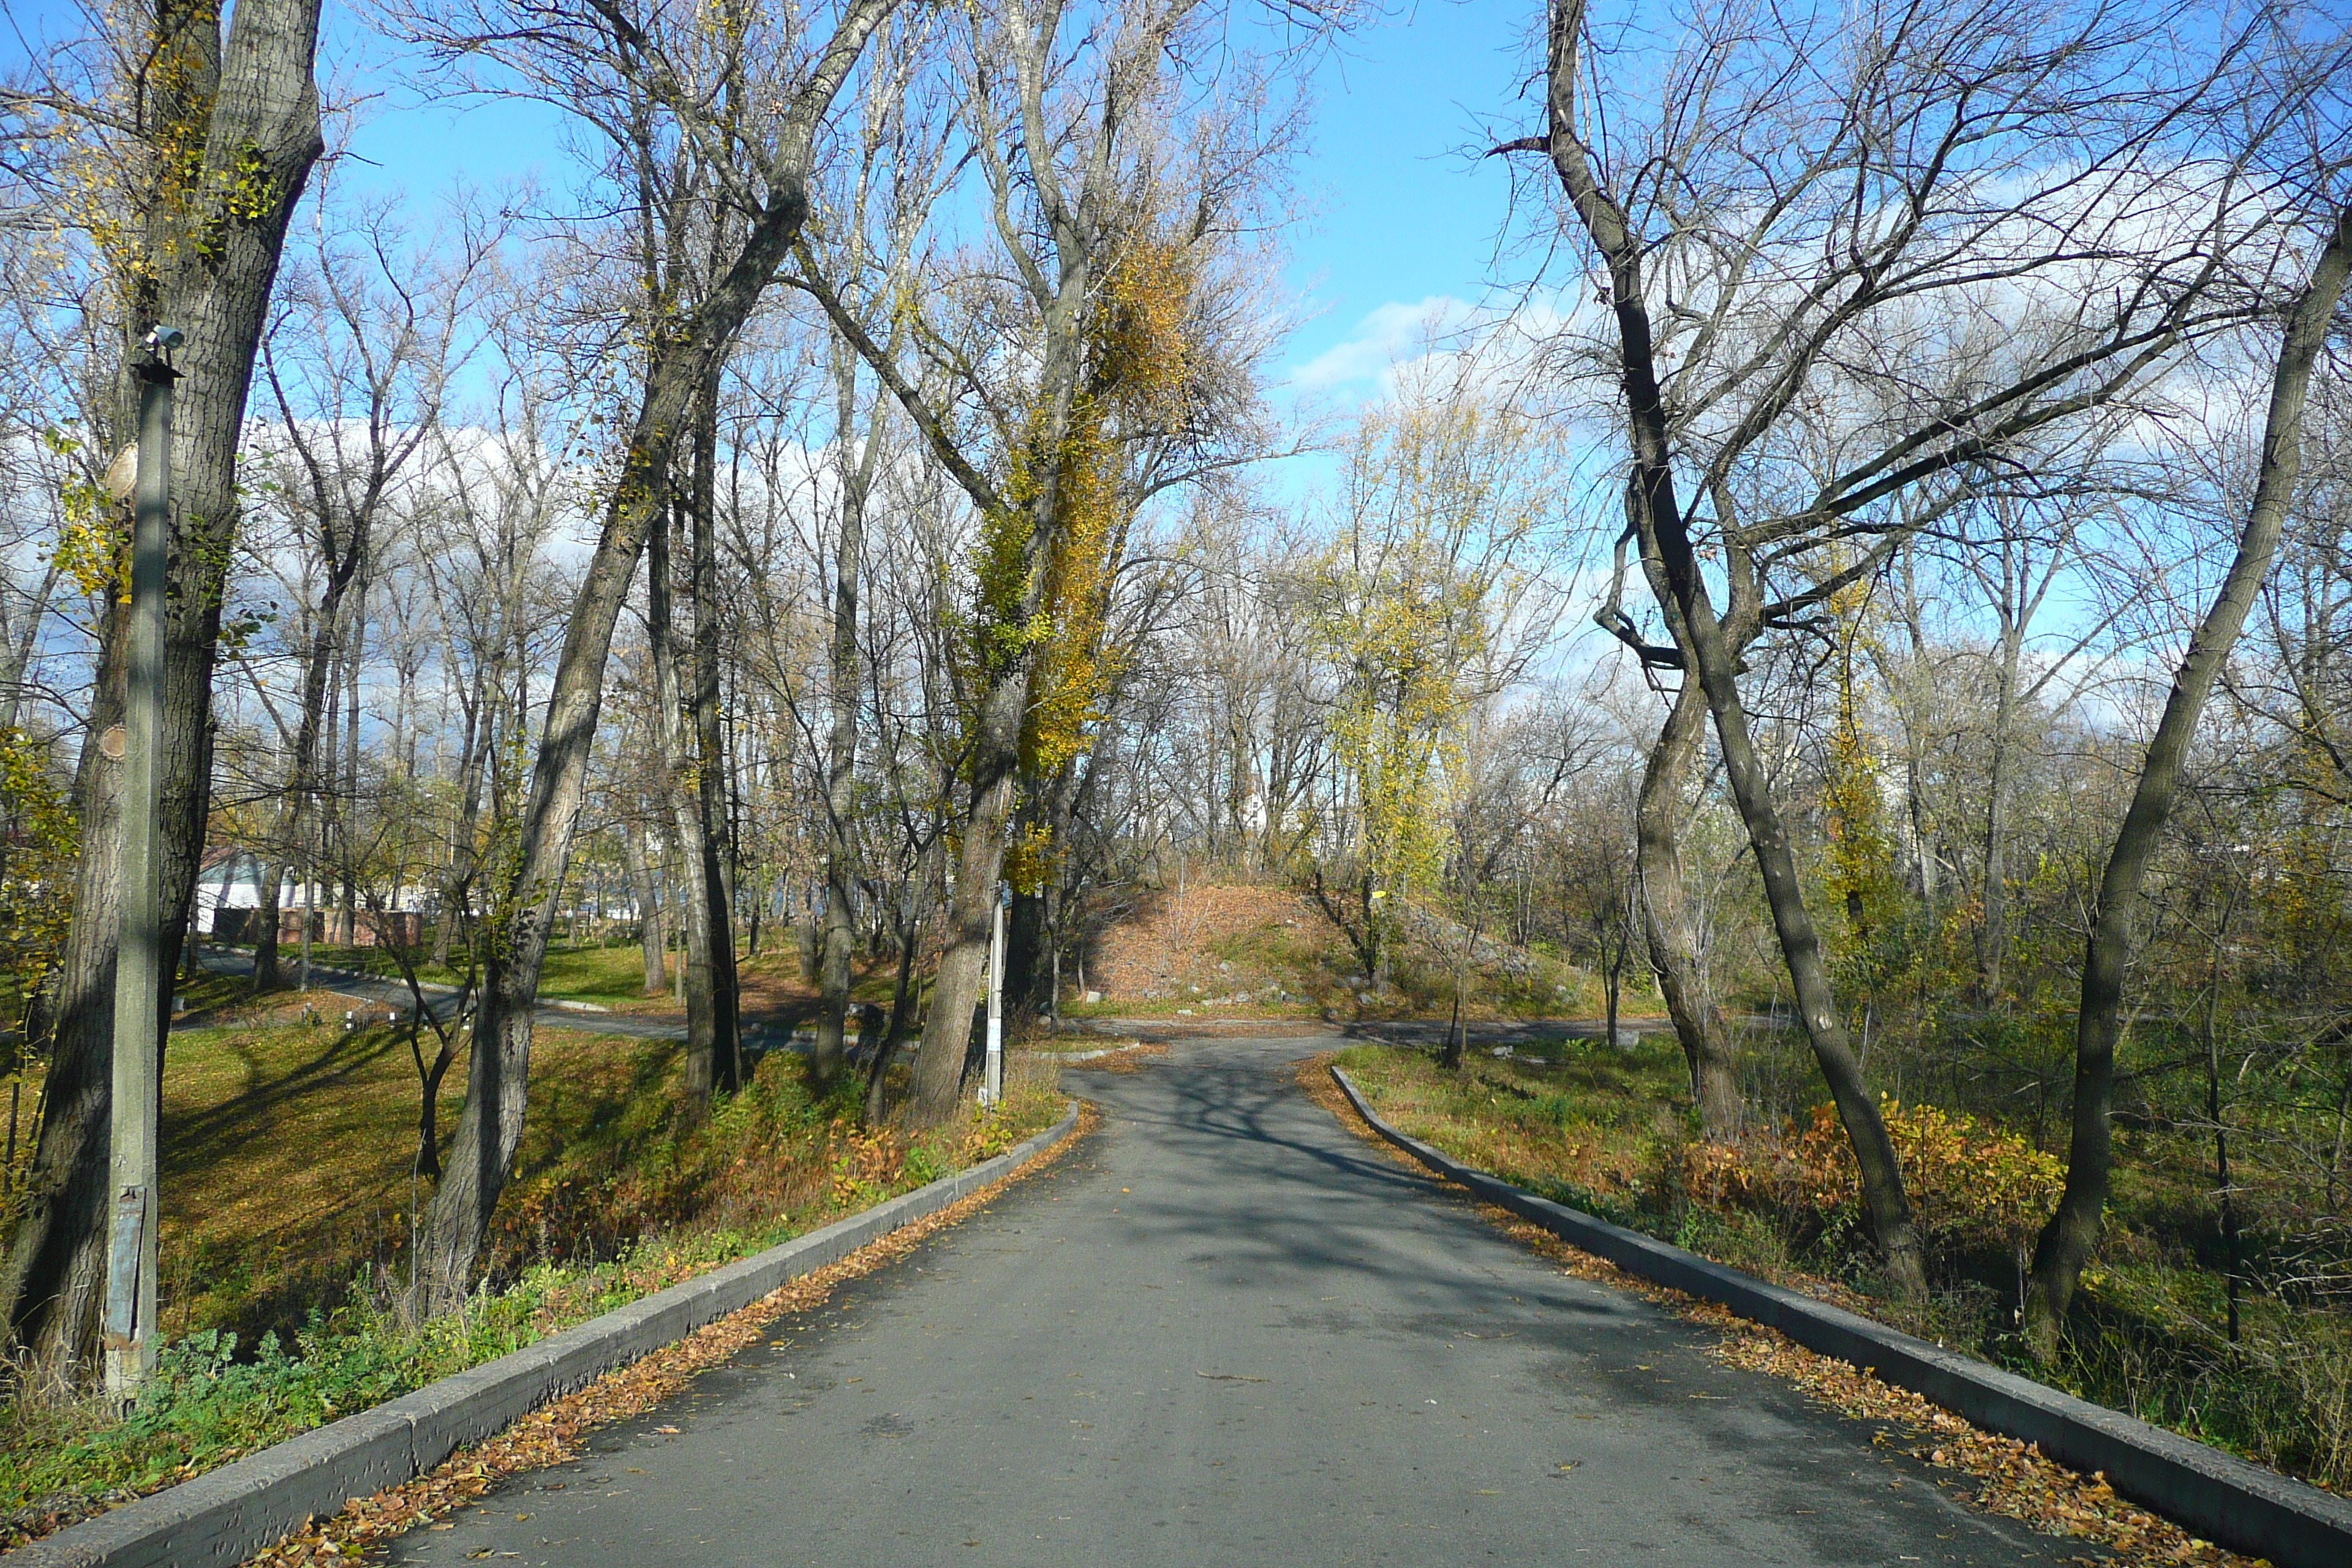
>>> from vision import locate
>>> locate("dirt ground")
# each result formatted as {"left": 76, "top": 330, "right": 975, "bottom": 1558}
{"left": 1085, "top": 883, "right": 1328, "bottom": 1004}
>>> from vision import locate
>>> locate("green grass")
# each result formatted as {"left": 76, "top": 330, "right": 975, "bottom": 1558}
{"left": 1, "top": 1014, "right": 1064, "bottom": 1545}
{"left": 227, "top": 941, "right": 671, "bottom": 1003}
{"left": 1329, "top": 1040, "right": 2352, "bottom": 1495}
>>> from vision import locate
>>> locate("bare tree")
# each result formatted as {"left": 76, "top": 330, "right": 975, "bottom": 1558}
{"left": 2025, "top": 204, "right": 2352, "bottom": 1359}
{"left": 1508, "top": 0, "right": 2307, "bottom": 1294}
{"left": 397, "top": 0, "right": 903, "bottom": 1303}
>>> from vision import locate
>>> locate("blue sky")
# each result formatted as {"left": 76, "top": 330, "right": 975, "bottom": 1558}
{"left": 301, "top": 0, "right": 1544, "bottom": 402}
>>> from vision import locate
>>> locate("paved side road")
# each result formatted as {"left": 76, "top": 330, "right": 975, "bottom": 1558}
{"left": 188, "top": 951, "right": 808, "bottom": 1052}
{"left": 382, "top": 1036, "right": 2087, "bottom": 1567}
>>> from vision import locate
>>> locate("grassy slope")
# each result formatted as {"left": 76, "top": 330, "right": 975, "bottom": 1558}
{"left": 1333, "top": 1039, "right": 2352, "bottom": 1496}
{"left": 1, "top": 1003, "right": 1063, "bottom": 1545}
{"left": 1064, "top": 882, "right": 1626, "bottom": 1022}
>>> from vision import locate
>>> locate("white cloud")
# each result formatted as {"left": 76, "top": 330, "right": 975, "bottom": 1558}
{"left": 1286, "top": 295, "right": 1487, "bottom": 395}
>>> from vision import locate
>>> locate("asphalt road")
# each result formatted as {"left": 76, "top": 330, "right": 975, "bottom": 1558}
{"left": 385, "top": 1034, "right": 2088, "bottom": 1567}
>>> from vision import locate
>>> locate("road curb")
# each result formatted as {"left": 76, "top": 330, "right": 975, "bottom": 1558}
{"left": 1025, "top": 1042, "right": 1143, "bottom": 1063}
{"left": 10, "top": 1104, "right": 1082, "bottom": 1568}
{"left": 1330, "top": 1066, "right": 2352, "bottom": 1568}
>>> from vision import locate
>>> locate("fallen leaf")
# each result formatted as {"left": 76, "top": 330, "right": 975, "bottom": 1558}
{"left": 227, "top": 1104, "right": 1098, "bottom": 1567}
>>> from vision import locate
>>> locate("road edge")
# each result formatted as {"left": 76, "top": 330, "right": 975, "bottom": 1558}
{"left": 1330, "top": 1065, "right": 2352, "bottom": 1568}
{"left": 10, "top": 1103, "right": 1084, "bottom": 1568}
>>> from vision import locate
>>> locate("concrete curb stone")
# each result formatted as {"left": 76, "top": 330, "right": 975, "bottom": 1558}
{"left": 1331, "top": 1065, "right": 2352, "bottom": 1568}
{"left": 8, "top": 1104, "right": 1082, "bottom": 1568}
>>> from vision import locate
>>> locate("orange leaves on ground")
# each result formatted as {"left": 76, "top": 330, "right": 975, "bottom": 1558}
{"left": 828, "top": 1128, "right": 905, "bottom": 1209}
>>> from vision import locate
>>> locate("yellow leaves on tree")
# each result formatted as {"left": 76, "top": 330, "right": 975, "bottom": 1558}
{"left": 960, "top": 235, "right": 1201, "bottom": 859}
{"left": 1305, "top": 382, "right": 1549, "bottom": 948}
{"left": 1822, "top": 576, "right": 1899, "bottom": 946}
{"left": 1, "top": 725, "right": 76, "bottom": 1199}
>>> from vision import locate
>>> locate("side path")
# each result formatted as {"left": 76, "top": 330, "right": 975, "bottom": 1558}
{"left": 380, "top": 1036, "right": 2085, "bottom": 1567}
{"left": 189, "top": 951, "right": 809, "bottom": 1052}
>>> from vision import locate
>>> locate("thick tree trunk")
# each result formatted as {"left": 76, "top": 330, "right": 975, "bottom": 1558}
{"left": 0, "top": 605, "right": 127, "bottom": 1390}
{"left": 1542, "top": 0, "right": 1925, "bottom": 1294}
{"left": 0, "top": 0, "right": 323, "bottom": 1385}
{"left": 252, "top": 856, "right": 285, "bottom": 990}
{"left": 865, "top": 843, "right": 936, "bottom": 1123}
{"left": 911, "top": 761, "right": 1018, "bottom": 1120}
{"left": 1637, "top": 676, "right": 1740, "bottom": 1134}
{"left": 2022, "top": 205, "right": 2352, "bottom": 1360}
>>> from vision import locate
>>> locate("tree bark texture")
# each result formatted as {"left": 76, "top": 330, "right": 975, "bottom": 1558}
{"left": 2022, "top": 204, "right": 2352, "bottom": 1360}
{"left": 685, "top": 372, "right": 739, "bottom": 1095}
{"left": 1637, "top": 675, "right": 1741, "bottom": 1134}
{"left": 622, "top": 817, "right": 667, "bottom": 996}
{"left": 1, "top": 0, "right": 325, "bottom": 1385}
{"left": 648, "top": 497, "right": 720, "bottom": 1103}
{"left": 1542, "top": 0, "right": 1926, "bottom": 1294}
{"left": 814, "top": 347, "right": 878, "bottom": 1086}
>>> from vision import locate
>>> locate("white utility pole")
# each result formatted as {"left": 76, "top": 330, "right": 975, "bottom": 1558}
{"left": 104, "top": 326, "right": 180, "bottom": 1403}
{"left": 982, "top": 881, "right": 1008, "bottom": 1107}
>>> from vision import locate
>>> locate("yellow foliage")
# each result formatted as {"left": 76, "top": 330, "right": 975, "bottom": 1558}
{"left": 974, "top": 234, "right": 1202, "bottom": 789}
{"left": 1684, "top": 1097, "right": 2062, "bottom": 1253}
{"left": 1002, "top": 821, "right": 1059, "bottom": 897}
{"left": 1821, "top": 576, "right": 1897, "bottom": 943}
{"left": 1, "top": 725, "right": 78, "bottom": 1058}
{"left": 1306, "top": 388, "right": 1543, "bottom": 916}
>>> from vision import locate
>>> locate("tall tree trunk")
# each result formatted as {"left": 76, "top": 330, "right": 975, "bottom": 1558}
{"left": 412, "top": 1, "right": 897, "bottom": 1303}
{"left": 651, "top": 486, "right": 719, "bottom": 1104}
{"left": 1541, "top": 0, "right": 1926, "bottom": 1294}
{"left": 252, "top": 856, "right": 285, "bottom": 987}
{"left": 265, "top": 559, "right": 355, "bottom": 986}
{"left": 813, "top": 348, "right": 872, "bottom": 1088}
{"left": 685, "top": 370, "right": 739, "bottom": 1095}
{"left": 1637, "top": 676, "right": 1740, "bottom": 1134}
{"left": 341, "top": 578, "right": 363, "bottom": 939}
{"left": 864, "top": 845, "right": 937, "bottom": 1123}
{"left": 0, "top": 0, "right": 324, "bottom": 1384}
{"left": 623, "top": 816, "right": 667, "bottom": 996}
{"left": 1978, "top": 617, "right": 2023, "bottom": 1000}
{"left": 433, "top": 686, "right": 486, "bottom": 968}
{"left": 912, "top": 760, "right": 1018, "bottom": 1120}
{"left": 0, "top": 600, "right": 128, "bottom": 1389}
{"left": 2021, "top": 204, "right": 2352, "bottom": 1360}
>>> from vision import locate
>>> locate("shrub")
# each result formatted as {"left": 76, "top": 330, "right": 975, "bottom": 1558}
{"left": 1684, "top": 1097, "right": 2062, "bottom": 1254}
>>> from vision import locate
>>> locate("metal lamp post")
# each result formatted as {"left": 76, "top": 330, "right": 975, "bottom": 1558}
{"left": 103, "top": 325, "right": 181, "bottom": 1403}
{"left": 982, "top": 881, "right": 1009, "bottom": 1107}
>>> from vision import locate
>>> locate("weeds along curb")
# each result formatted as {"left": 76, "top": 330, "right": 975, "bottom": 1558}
{"left": 1330, "top": 1066, "right": 2352, "bottom": 1568}
{"left": 10, "top": 1104, "right": 1082, "bottom": 1568}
